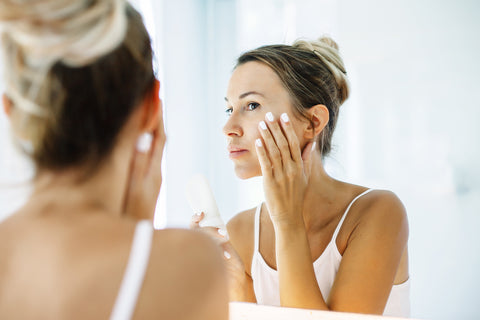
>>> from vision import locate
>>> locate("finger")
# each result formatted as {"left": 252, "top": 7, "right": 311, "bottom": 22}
{"left": 264, "top": 112, "right": 291, "bottom": 167}
{"left": 221, "top": 241, "right": 244, "bottom": 265}
{"left": 221, "top": 242, "right": 234, "bottom": 260}
{"left": 279, "top": 113, "right": 302, "bottom": 164}
{"left": 148, "top": 133, "right": 163, "bottom": 184}
{"left": 121, "top": 136, "right": 152, "bottom": 215}
{"left": 157, "top": 98, "right": 165, "bottom": 136}
{"left": 223, "top": 251, "right": 232, "bottom": 260}
{"left": 221, "top": 242, "right": 233, "bottom": 260}
{"left": 218, "top": 228, "right": 228, "bottom": 238}
{"left": 258, "top": 120, "right": 282, "bottom": 172}
{"left": 221, "top": 240, "right": 237, "bottom": 253}
{"left": 254, "top": 138, "right": 273, "bottom": 179}
{"left": 189, "top": 212, "right": 204, "bottom": 229}
{"left": 201, "top": 227, "right": 228, "bottom": 242}
{"left": 147, "top": 99, "right": 166, "bottom": 181}
{"left": 154, "top": 99, "right": 166, "bottom": 151}
{"left": 131, "top": 139, "right": 151, "bottom": 185}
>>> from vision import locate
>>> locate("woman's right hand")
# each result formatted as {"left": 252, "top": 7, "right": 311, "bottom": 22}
{"left": 123, "top": 88, "right": 166, "bottom": 221}
{"left": 190, "top": 213, "right": 249, "bottom": 301}
{"left": 255, "top": 112, "right": 314, "bottom": 228}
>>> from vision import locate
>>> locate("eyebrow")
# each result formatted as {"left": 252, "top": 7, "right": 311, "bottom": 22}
{"left": 224, "top": 91, "right": 265, "bottom": 102}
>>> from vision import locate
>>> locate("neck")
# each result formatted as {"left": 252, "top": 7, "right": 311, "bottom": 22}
{"left": 30, "top": 148, "right": 132, "bottom": 218}
{"left": 301, "top": 151, "right": 341, "bottom": 231}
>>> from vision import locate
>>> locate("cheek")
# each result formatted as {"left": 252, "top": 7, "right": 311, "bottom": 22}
{"left": 243, "top": 122, "right": 263, "bottom": 175}
{"left": 245, "top": 121, "right": 262, "bottom": 146}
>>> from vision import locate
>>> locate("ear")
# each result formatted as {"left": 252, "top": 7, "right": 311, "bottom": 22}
{"left": 139, "top": 80, "right": 161, "bottom": 132}
{"left": 2, "top": 94, "right": 12, "bottom": 118}
{"left": 303, "top": 104, "right": 329, "bottom": 139}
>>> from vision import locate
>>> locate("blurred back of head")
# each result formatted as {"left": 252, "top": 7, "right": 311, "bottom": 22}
{"left": 0, "top": 0, "right": 155, "bottom": 171}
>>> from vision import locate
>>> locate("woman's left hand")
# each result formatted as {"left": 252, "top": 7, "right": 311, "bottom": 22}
{"left": 190, "top": 213, "right": 249, "bottom": 301}
{"left": 255, "top": 112, "right": 315, "bottom": 227}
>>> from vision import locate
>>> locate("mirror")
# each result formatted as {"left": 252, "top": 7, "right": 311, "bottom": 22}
{"left": 1, "top": 0, "right": 478, "bottom": 319}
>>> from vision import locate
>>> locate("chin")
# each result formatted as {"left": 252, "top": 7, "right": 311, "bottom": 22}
{"left": 234, "top": 165, "right": 261, "bottom": 180}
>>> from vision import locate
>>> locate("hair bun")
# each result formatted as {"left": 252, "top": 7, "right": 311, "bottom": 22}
{"left": 0, "top": 0, "right": 127, "bottom": 69}
{"left": 294, "top": 36, "right": 349, "bottom": 105}
{"left": 0, "top": 0, "right": 128, "bottom": 117}
{"left": 318, "top": 36, "right": 339, "bottom": 51}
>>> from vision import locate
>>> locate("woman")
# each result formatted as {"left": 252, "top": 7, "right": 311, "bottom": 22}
{"left": 0, "top": 1, "right": 228, "bottom": 319}
{"left": 193, "top": 37, "right": 409, "bottom": 317}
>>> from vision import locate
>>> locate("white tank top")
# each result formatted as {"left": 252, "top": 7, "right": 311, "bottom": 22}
{"left": 110, "top": 220, "right": 154, "bottom": 320}
{"left": 250, "top": 189, "right": 410, "bottom": 317}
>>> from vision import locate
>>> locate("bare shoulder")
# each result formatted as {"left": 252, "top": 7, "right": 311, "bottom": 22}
{"left": 329, "top": 189, "right": 410, "bottom": 312}
{"left": 342, "top": 189, "right": 409, "bottom": 245}
{"left": 0, "top": 216, "right": 227, "bottom": 319}
{"left": 226, "top": 207, "right": 257, "bottom": 273}
{"left": 136, "top": 228, "right": 228, "bottom": 320}
{"left": 358, "top": 190, "right": 408, "bottom": 227}
{"left": 227, "top": 207, "right": 257, "bottom": 237}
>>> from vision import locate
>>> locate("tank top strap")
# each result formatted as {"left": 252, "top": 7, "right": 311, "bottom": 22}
{"left": 253, "top": 203, "right": 262, "bottom": 253}
{"left": 331, "top": 189, "right": 374, "bottom": 242}
{"left": 110, "top": 220, "right": 154, "bottom": 320}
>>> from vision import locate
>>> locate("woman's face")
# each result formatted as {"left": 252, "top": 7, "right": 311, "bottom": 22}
{"left": 223, "top": 61, "right": 307, "bottom": 179}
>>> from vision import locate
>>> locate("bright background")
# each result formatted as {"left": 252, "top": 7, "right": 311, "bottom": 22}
{"left": 1, "top": 1, "right": 479, "bottom": 319}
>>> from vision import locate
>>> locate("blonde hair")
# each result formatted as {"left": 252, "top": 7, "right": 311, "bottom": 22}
{"left": 293, "top": 37, "right": 349, "bottom": 105}
{"left": 236, "top": 36, "right": 349, "bottom": 156}
{"left": 0, "top": 0, "right": 127, "bottom": 116}
{"left": 0, "top": 0, "right": 155, "bottom": 170}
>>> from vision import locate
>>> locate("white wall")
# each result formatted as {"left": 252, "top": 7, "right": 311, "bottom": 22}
{"left": 336, "top": 1, "right": 480, "bottom": 319}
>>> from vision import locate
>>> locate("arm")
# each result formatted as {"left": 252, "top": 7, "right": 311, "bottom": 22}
{"left": 256, "top": 113, "right": 408, "bottom": 313}
{"left": 275, "top": 219, "right": 327, "bottom": 308}
{"left": 256, "top": 112, "right": 323, "bottom": 308}
{"left": 328, "top": 192, "right": 409, "bottom": 314}
{"left": 274, "top": 192, "right": 408, "bottom": 313}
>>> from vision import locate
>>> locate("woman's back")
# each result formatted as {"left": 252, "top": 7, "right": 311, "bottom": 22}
{"left": 0, "top": 204, "right": 228, "bottom": 319}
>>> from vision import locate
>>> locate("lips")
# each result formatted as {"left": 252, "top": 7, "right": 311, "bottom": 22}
{"left": 228, "top": 145, "right": 248, "bottom": 159}
{"left": 228, "top": 145, "right": 247, "bottom": 152}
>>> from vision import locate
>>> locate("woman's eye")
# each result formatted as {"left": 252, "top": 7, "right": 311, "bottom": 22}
{"left": 225, "top": 108, "right": 233, "bottom": 116}
{"left": 246, "top": 102, "right": 260, "bottom": 111}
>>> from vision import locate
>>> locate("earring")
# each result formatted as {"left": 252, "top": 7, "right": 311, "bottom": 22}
{"left": 136, "top": 132, "right": 153, "bottom": 153}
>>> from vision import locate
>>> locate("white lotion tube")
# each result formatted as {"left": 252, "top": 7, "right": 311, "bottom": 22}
{"left": 185, "top": 174, "right": 227, "bottom": 231}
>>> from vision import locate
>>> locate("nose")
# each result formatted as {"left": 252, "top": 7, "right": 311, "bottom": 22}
{"left": 222, "top": 113, "right": 243, "bottom": 137}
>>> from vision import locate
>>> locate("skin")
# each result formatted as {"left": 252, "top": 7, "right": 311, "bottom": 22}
{"left": 192, "top": 61, "right": 409, "bottom": 314}
{"left": 0, "top": 82, "right": 228, "bottom": 320}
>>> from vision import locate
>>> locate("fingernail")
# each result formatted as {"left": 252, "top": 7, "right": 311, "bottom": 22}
{"left": 136, "top": 132, "right": 153, "bottom": 153}
{"left": 255, "top": 139, "right": 262, "bottom": 147}
{"left": 224, "top": 251, "right": 231, "bottom": 259}
{"left": 311, "top": 141, "right": 317, "bottom": 151}
{"left": 281, "top": 113, "right": 289, "bottom": 123}
{"left": 266, "top": 112, "right": 274, "bottom": 122}
{"left": 218, "top": 228, "right": 227, "bottom": 237}
{"left": 259, "top": 121, "right": 267, "bottom": 130}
